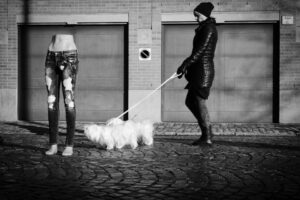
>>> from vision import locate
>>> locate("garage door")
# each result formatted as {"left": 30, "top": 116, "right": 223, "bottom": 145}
{"left": 19, "top": 25, "right": 126, "bottom": 121}
{"left": 162, "top": 24, "right": 273, "bottom": 123}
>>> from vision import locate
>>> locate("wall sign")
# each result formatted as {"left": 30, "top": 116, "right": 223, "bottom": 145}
{"left": 139, "top": 48, "right": 151, "bottom": 61}
{"left": 137, "top": 29, "right": 152, "bottom": 44}
{"left": 282, "top": 16, "right": 294, "bottom": 25}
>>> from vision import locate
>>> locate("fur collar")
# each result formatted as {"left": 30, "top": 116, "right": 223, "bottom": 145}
{"left": 196, "top": 17, "right": 216, "bottom": 32}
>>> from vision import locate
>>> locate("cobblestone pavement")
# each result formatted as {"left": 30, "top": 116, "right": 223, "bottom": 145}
{"left": 0, "top": 121, "right": 300, "bottom": 200}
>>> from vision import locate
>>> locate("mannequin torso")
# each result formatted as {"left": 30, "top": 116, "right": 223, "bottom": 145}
{"left": 48, "top": 34, "right": 77, "bottom": 51}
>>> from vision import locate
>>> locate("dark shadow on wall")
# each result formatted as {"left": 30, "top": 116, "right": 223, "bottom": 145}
{"left": 18, "top": 0, "right": 30, "bottom": 120}
{"left": 273, "top": 21, "right": 280, "bottom": 123}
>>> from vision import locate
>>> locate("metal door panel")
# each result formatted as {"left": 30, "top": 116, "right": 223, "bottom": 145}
{"left": 162, "top": 24, "right": 273, "bottom": 123}
{"left": 75, "top": 26, "right": 124, "bottom": 121}
{"left": 19, "top": 25, "right": 125, "bottom": 121}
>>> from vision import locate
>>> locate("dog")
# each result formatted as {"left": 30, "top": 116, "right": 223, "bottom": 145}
{"left": 83, "top": 118, "right": 154, "bottom": 150}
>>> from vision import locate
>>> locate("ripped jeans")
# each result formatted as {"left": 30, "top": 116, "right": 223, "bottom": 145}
{"left": 45, "top": 50, "right": 79, "bottom": 146}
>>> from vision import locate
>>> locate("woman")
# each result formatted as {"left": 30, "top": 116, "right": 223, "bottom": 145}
{"left": 44, "top": 34, "right": 79, "bottom": 156}
{"left": 177, "top": 2, "right": 218, "bottom": 145}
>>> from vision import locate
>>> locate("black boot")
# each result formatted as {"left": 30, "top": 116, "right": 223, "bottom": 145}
{"left": 192, "top": 125, "right": 213, "bottom": 146}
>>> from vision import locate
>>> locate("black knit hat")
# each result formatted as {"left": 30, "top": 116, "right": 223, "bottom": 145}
{"left": 194, "top": 2, "right": 214, "bottom": 18}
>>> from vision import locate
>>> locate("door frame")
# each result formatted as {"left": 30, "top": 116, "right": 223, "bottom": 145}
{"left": 17, "top": 15, "right": 129, "bottom": 121}
{"left": 161, "top": 11, "right": 280, "bottom": 123}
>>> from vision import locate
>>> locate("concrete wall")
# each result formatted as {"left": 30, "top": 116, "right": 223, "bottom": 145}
{"left": 0, "top": 0, "right": 299, "bottom": 123}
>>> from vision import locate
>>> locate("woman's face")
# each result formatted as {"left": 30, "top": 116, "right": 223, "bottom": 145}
{"left": 194, "top": 11, "right": 207, "bottom": 23}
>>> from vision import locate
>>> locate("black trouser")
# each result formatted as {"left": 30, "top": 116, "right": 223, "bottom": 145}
{"left": 45, "top": 50, "right": 79, "bottom": 146}
{"left": 185, "top": 89, "right": 210, "bottom": 131}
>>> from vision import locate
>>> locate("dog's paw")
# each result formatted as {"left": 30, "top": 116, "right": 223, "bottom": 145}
{"left": 106, "top": 145, "right": 114, "bottom": 150}
{"left": 115, "top": 144, "right": 124, "bottom": 149}
{"left": 83, "top": 125, "right": 89, "bottom": 133}
{"left": 143, "top": 140, "right": 153, "bottom": 146}
{"left": 130, "top": 142, "right": 138, "bottom": 149}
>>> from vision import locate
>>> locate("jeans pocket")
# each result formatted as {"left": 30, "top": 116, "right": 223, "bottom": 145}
{"left": 66, "top": 54, "right": 78, "bottom": 64}
{"left": 64, "top": 56, "right": 78, "bottom": 74}
{"left": 45, "top": 54, "right": 55, "bottom": 66}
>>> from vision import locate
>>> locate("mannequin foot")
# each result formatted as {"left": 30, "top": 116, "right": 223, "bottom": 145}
{"left": 62, "top": 146, "right": 73, "bottom": 156}
{"left": 45, "top": 144, "right": 58, "bottom": 155}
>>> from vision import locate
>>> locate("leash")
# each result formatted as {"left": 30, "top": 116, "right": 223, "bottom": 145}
{"left": 112, "top": 72, "right": 180, "bottom": 122}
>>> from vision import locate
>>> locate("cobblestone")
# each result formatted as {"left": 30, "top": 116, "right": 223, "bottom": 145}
{"left": 0, "top": 121, "right": 300, "bottom": 200}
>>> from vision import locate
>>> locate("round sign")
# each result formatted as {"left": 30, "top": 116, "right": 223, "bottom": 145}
{"left": 139, "top": 48, "right": 151, "bottom": 60}
{"left": 140, "top": 49, "right": 150, "bottom": 59}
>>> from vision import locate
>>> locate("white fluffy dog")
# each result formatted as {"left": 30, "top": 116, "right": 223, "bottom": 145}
{"left": 83, "top": 118, "right": 154, "bottom": 150}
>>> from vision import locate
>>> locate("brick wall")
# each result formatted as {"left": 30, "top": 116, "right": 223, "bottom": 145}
{"left": 279, "top": 1, "right": 300, "bottom": 123}
{"left": 0, "top": 0, "right": 299, "bottom": 122}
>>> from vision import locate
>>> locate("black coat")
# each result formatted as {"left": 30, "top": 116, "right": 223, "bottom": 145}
{"left": 181, "top": 18, "right": 218, "bottom": 98}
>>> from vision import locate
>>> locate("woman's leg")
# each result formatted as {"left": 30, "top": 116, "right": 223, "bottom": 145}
{"left": 194, "top": 95, "right": 212, "bottom": 144}
{"left": 185, "top": 89, "right": 212, "bottom": 145}
{"left": 185, "top": 89, "right": 201, "bottom": 120}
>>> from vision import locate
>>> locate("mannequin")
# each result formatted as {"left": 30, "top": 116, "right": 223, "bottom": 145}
{"left": 48, "top": 34, "right": 77, "bottom": 51}
{"left": 45, "top": 34, "right": 79, "bottom": 156}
